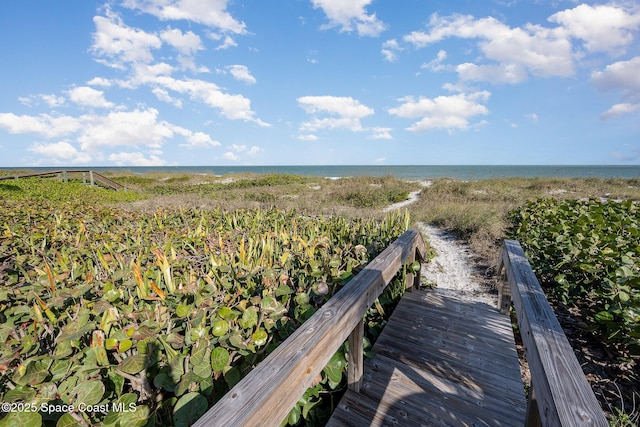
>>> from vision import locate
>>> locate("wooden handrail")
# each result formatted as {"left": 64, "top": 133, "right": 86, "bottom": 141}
{"left": 498, "top": 239, "right": 608, "bottom": 427}
{"left": 193, "top": 228, "right": 425, "bottom": 427}
{"left": 0, "top": 169, "right": 124, "bottom": 191}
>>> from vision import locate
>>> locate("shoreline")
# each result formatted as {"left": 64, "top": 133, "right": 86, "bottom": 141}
{"left": 2, "top": 164, "right": 640, "bottom": 181}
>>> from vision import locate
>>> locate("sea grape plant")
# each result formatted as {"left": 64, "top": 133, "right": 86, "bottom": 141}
{"left": 0, "top": 199, "right": 411, "bottom": 426}
{"left": 509, "top": 198, "right": 640, "bottom": 356}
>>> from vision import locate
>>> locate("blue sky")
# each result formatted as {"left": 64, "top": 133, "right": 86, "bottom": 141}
{"left": 1, "top": 0, "right": 639, "bottom": 167}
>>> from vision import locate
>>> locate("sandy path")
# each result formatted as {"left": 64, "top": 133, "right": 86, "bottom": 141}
{"left": 383, "top": 180, "right": 432, "bottom": 212}
{"left": 383, "top": 183, "right": 496, "bottom": 307}
{"left": 418, "top": 224, "right": 497, "bottom": 307}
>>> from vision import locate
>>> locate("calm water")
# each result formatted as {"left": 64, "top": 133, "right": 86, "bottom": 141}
{"left": 4, "top": 165, "right": 640, "bottom": 180}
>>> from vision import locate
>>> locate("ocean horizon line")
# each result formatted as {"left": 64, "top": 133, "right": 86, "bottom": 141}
{"left": 1, "top": 164, "right": 639, "bottom": 181}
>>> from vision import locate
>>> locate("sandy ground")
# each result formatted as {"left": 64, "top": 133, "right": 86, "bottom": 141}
{"left": 384, "top": 182, "right": 497, "bottom": 307}
{"left": 419, "top": 223, "right": 497, "bottom": 307}
{"left": 383, "top": 180, "right": 432, "bottom": 212}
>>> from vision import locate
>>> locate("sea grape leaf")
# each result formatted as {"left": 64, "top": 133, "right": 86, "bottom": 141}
{"left": 2, "top": 385, "right": 37, "bottom": 402}
{"left": 72, "top": 379, "right": 105, "bottom": 406}
{"left": 210, "top": 347, "right": 230, "bottom": 372}
{"left": 118, "top": 405, "right": 150, "bottom": 427}
{"left": 119, "top": 354, "right": 148, "bottom": 374}
{"left": 173, "top": 392, "right": 208, "bottom": 427}
{"left": 14, "top": 359, "right": 50, "bottom": 386}
{"left": 251, "top": 329, "right": 268, "bottom": 347}
{"left": 239, "top": 306, "right": 258, "bottom": 329}
{"left": 223, "top": 367, "right": 241, "bottom": 389}
{"left": 55, "top": 413, "right": 80, "bottom": 427}
{"left": 153, "top": 372, "right": 176, "bottom": 392}
{"left": 323, "top": 350, "right": 347, "bottom": 385}
{"left": 0, "top": 410, "right": 42, "bottom": 427}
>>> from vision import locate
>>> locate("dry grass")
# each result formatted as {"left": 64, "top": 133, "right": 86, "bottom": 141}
{"left": 109, "top": 172, "right": 422, "bottom": 221}
{"left": 409, "top": 177, "right": 640, "bottom": 266}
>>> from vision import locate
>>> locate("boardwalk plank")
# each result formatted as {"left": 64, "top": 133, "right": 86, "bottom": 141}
{"left": 328, "top": 289, "right": 526, "bottom": 427}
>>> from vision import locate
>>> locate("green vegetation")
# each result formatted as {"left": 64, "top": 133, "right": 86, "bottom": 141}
{"left": 0, "top": 192, "right": 412, "bottom": 426}
{"left": 410, "top": 177, "right": 640, "bottom": 263}
{"left": 2, "top": 171, "right": 639, "bottom": 425}
{"left": 0, "top": 178, "right": 144, "bottom": 205}
{"left": 509, "top": 198, "right": 639, "bottom": 355}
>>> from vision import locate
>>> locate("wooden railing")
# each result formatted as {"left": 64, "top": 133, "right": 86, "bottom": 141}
{"left": 498, "top": 240, "right": 608, "bottom": 427}
{"left": 0, "top": 170, "right": 124, "bottom": 191}
{"left": 193, "top": 228, "right": 426, "bottom": 427}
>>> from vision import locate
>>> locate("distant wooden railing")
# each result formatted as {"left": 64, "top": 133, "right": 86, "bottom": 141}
{"left": 0, "top": 170, "right": 124, "bottom": 191}
{"left": 498, "top": 240, "right": 608, "bottom": 427}
{"left": 193, "top": 228, "right": 425, "bottom": 427}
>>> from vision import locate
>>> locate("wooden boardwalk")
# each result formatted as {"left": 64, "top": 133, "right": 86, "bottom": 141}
{"left": 328, "top": 289, "right": 527, "bottom": 427}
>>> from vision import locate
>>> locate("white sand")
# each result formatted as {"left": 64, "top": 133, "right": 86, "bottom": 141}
{"left": 383, "top": 180, "right": 432, "bottom": 212}
{"left": 419, "top": 224, "right": 497, "bottom": 307}
{"left": 383, "top": 181, "right": 497, "bottom": 307}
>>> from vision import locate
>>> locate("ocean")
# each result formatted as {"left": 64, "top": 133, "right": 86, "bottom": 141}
{"left": 3, "top": 165, "right": 640, "bottom": 180}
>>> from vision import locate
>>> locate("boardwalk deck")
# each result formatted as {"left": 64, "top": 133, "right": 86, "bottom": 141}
{"left": 328, "top": 289, "right": 527, "bottom": 427}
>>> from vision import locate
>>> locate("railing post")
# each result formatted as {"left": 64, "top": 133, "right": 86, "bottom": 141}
{"left": 89, "top": 170, "right": 95, "bottom": 187}
{"left": 405, "top": 247, "right": 416, "bottom": 292}
{"left": 525, "top": 387, "right": 541, "bottom": 427}
{"left": 497, "top": 251, "right": 512, "bottom": 315}
{"left": 62, "top": 170, "right": 68, "bottom": 183}
{"left": 347, "top": 320, "right": 364, "bottom": 393}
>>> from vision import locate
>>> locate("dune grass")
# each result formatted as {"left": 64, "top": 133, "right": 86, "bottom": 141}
{"left": 409, "top": 177, "right": 640, "bottom": 265}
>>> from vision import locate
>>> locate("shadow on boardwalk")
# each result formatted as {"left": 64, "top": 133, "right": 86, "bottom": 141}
{"left": 328, "top": 289, "right": 526, "bottom": 427}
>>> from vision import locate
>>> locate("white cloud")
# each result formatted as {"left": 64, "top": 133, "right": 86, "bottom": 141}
{"left": 28, "top": 141, "right": 92, "bottom": 164}
{"left": 0, "top": 113, "right": 82, "bottom": 138}
{"left": 591, "top": 56, "right": 640, "bottom": 94}
{"left": 92, "top": 10, "right": 162, "bottom": 68}
{"left": 160, "top": 27, "right": 203, "bottom": 55}
{"left": 150, "top": 76, "right": 269, "bottom": 125}
{"left": 381, "top": 39, "right": 402, "bottom": 62}
{"left": 600, "top": 103, "right": 640, "bottom": 120}
{"left": 525, "top": 113, "right": 539, "bottom": 123}
{"left": 221, "top": 144, "right": 262, "bottom": 161}
{"left": 374, "top": 157, "right": 386, "bottom": 164}
{"left": 226, "top": 65, "right": 257, "bottom": 84}
{"left": 180, "top": 131, "right": 221, "bottom": 148}
{"left": 222, "top": 151, "right": 238, "bottom": 161}
{"left": 77, "top": 108, "right": 174, "bottom": 151}
{"left": 87, "top": 77, "right": 113, "bottom": 87}
{"left": 456, "top": 62, "right": 528, "bottom": 84}
{"left": 108, "top": 151, "right": 168, "bottom": 166}
{"left": 67, "top": 86, "right": 115, "bottom": 108}
{"left": 369, "top": 127, "right": 393, "bottom": 140}
{"left": 152, "top": 87, "right": 183, "bottom": 107}
{"left": 592, "top": 56, "right": 640, "bottom": 117}
{"left": 404, "top": 13, "right": 574, "bottom": 83}
{"left": 18, "top": 94, "right": 66, "bottom": 108}
{"left": 388, "top": 91, "right": 490, "bottom": 133}
{"left": 399, "top": 5, "right": 640, "bottom": 85}
{"left": 298, "top": 96, "right": 374, "bottom": 133}
{"left": 311, "top": 0, "right": 387, "bottom": 37}
{"left": 41, "top": 94, "right": 66, "bottom": 108}
{"left": 123, "top": 0, "right": 247, "bottom": 34}
{"left": 297, "top": 134, "right": 318, "bottom": 141}
{"left": 422, "top": 49, "right": 448, "bottom": 71}
{"left": 548, "top": 4, "right": 640, "bottom": 54}
{"left": 211, "top": 35, "right": 238, "bottom": 50}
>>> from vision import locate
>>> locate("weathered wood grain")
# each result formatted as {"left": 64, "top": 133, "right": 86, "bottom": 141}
{"left": 192, "top": 229, "right": 425, "bottom": 427}
{"left": 328, "top": 289, "right": 526, "bottom": 426}
{"left": 500, "top": 239, "right": 608, "bottom": 426}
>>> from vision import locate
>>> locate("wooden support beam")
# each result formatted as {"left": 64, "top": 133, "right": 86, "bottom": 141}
{"left": 347, "top": 319, "right": 364, "bottom": 392}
